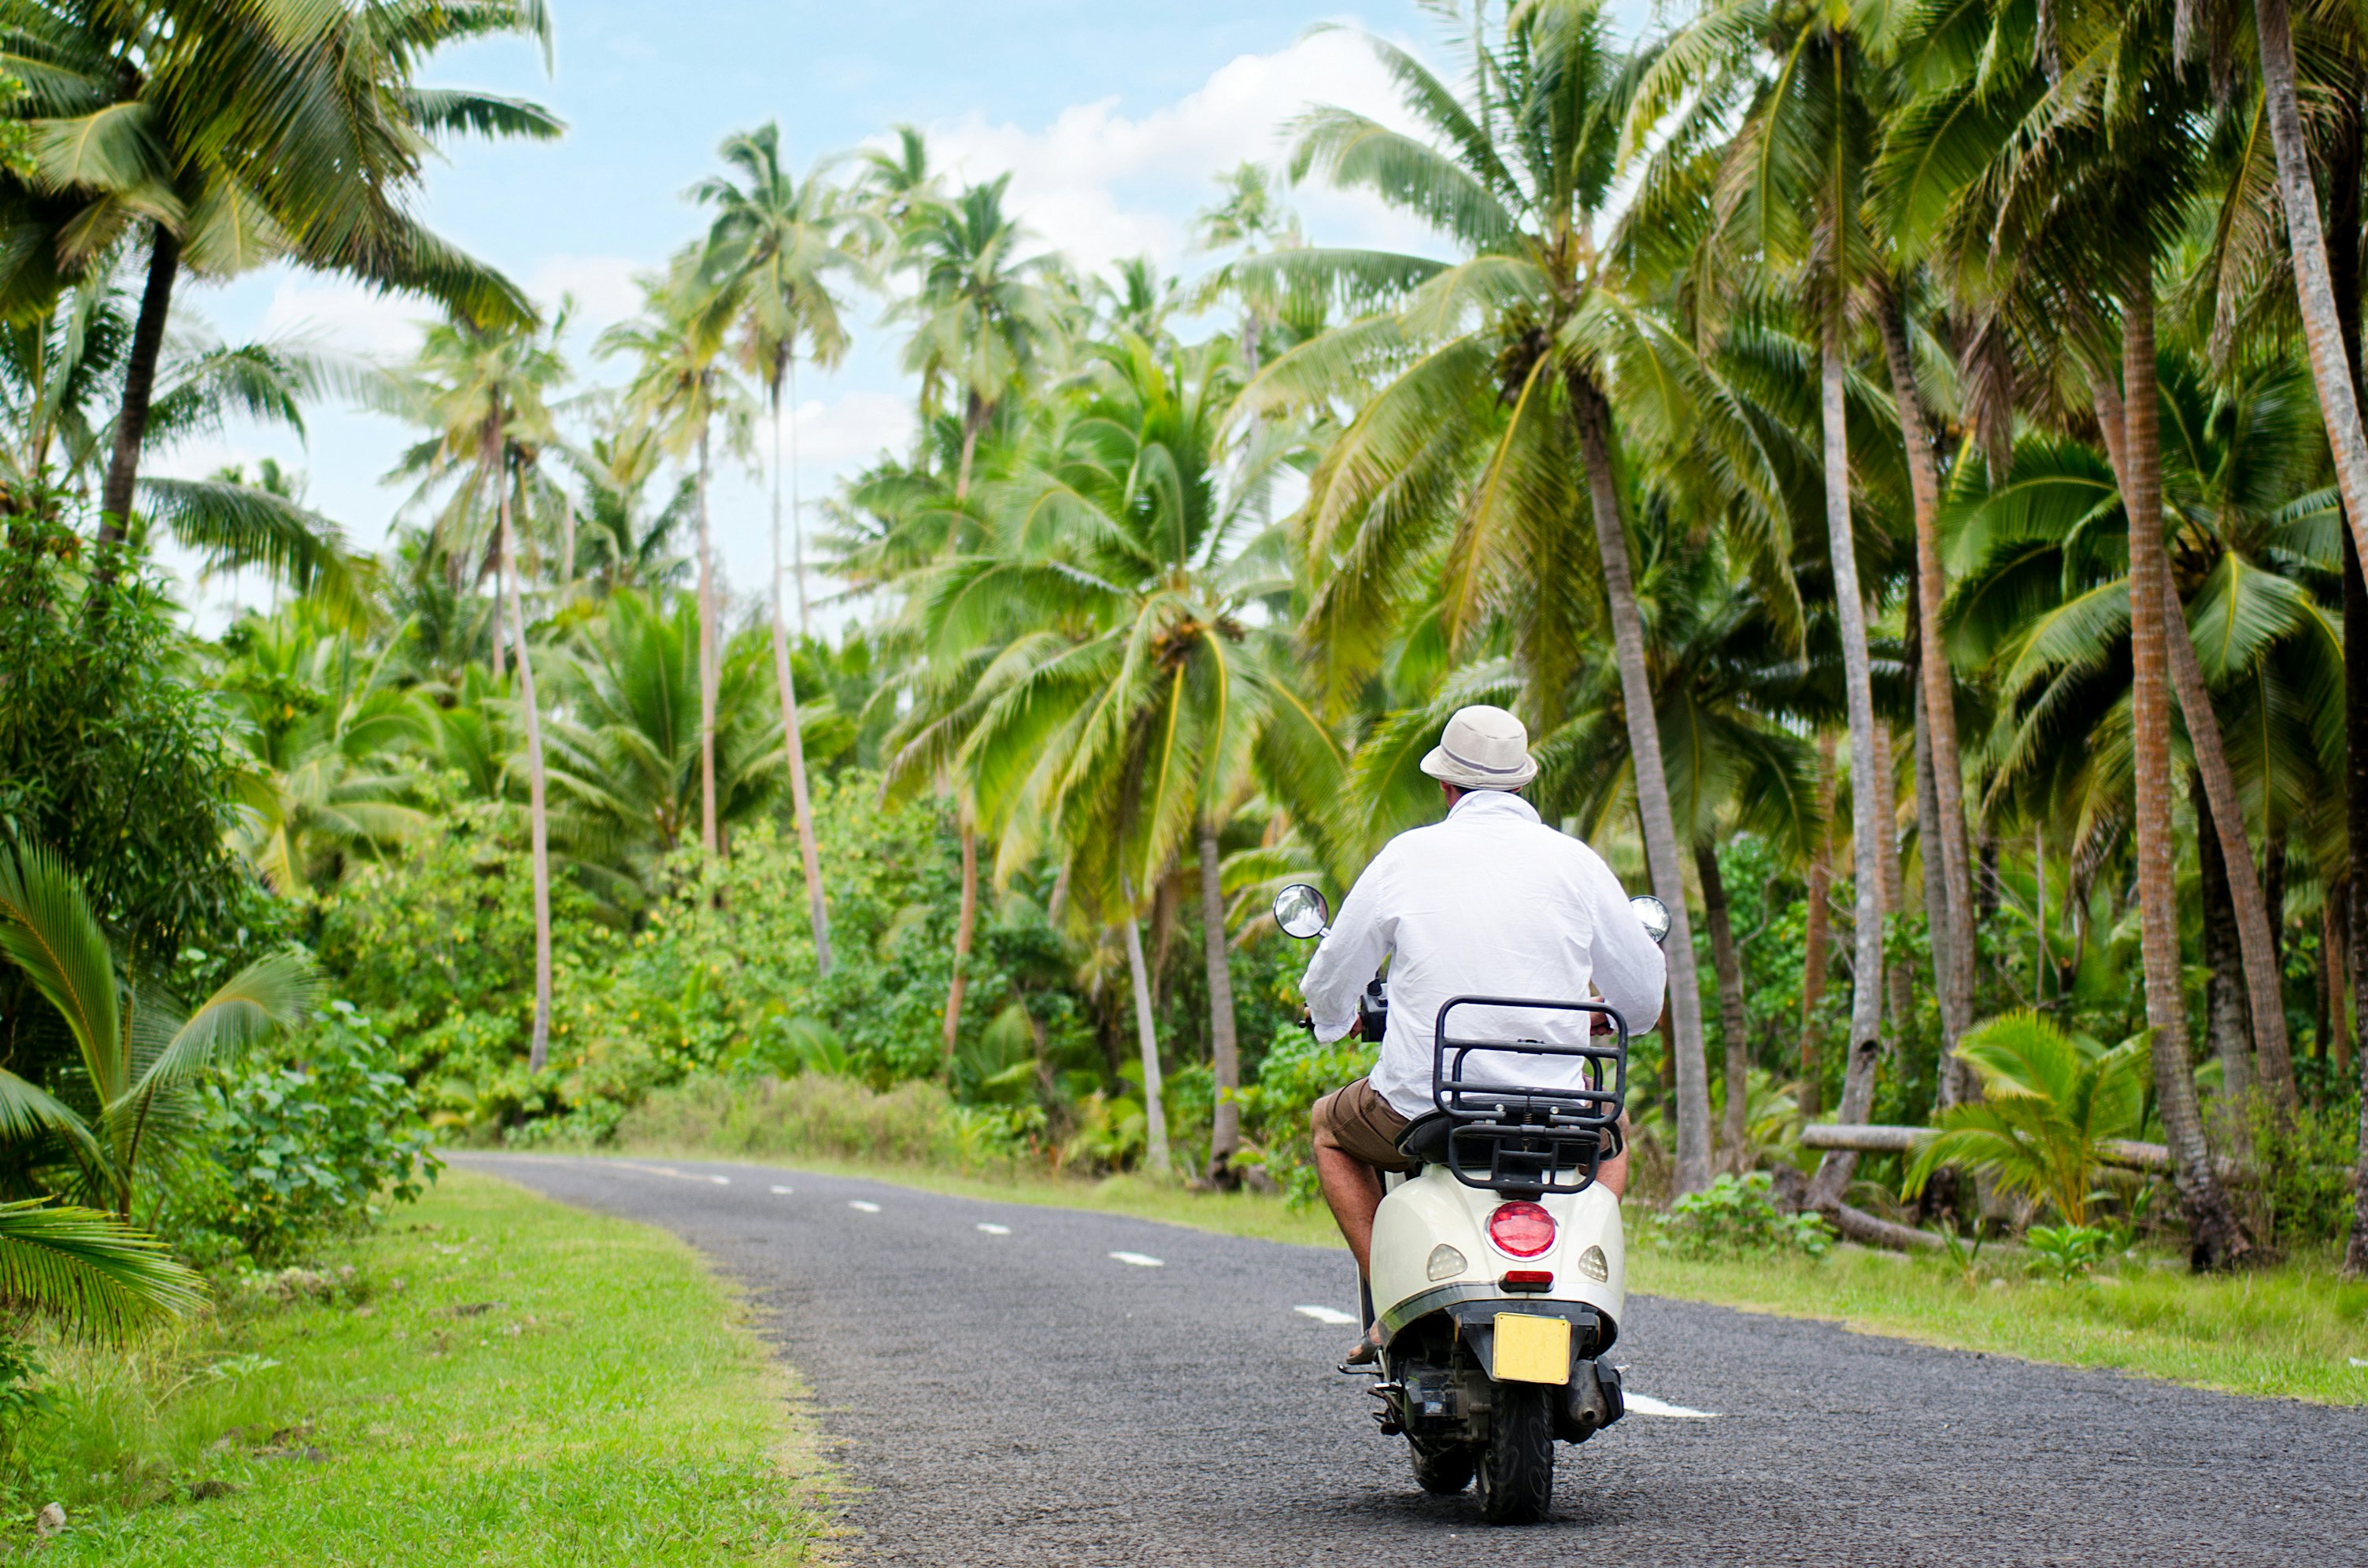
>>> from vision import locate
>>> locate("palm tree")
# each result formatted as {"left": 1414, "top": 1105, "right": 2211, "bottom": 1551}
{"left": 696, "top": 123, "right": 875, "bottom": 973}
{"left": 894, "top": 176, "right": 1053, "bottom": 505}
{"left": 908, "top": 333, "right": 1335, "bottom": 1178}
{"left": 546, "top": 589, "right": 784, "bottom": 902}
{"left": 1638, "top": 0, "right": 1898, "bottom": 1207}
{"left": 0, "top": 0, "right": 560, "bottom": 548}
{"left": 601, "top": 251, "right": 749, "bottom": 857}
{"left": 218, "top": 601, "right": 432, "bottom": 897}
{"left": 1881, "top": 0, "right": 2251, "bottom": 1262}
{"left": 2248, "top": 0, "right": 2368, "bottom": 607}
{"left": 0, "top": 841, "right": 310, "bottom": 1220}
{"left": 390, "top": 316, "right": 568, "bottom": 1071}
{"left": 1251, "top": 0, "right": 1720, "bottom": 1191}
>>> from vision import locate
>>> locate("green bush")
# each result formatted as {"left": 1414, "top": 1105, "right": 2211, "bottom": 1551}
{"left": 2249, "top": 1096, "right": 2360, "bottom": 1248}
{"left": 172, "top": 1004, "right": 442, "bottom": 1265}
{"left": 1655, "top": 1172, "right": 1835, "bottom": 1258}
{"left": 1234, "top": 1026, "right": 1378, "bottom": 1207}
{"left": 2024, "top": 1222, "right": 2114, "bottom": 1281}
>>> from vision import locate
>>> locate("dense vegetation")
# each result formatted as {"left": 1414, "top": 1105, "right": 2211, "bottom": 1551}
{"left": 2, "top": 3, "right": 2367, "bottom": 1500}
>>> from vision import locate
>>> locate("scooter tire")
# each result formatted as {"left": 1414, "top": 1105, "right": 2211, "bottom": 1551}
{"left": 1408, "top": 1437, "right": 1474, "bottom": 1495}
{"left": 1476, "top": 1383, "right": 1555, "bottom": 1525}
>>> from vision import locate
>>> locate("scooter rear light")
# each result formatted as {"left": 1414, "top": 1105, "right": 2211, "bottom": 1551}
{"left": 1486, "top": 1200, "right": 1556, "bottom": 1259}
{"left": 1500, "top": 1269, "right": 1554, "bottom": 1291}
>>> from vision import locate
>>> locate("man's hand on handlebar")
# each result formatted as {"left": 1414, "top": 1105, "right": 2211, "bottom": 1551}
{"left": 1294, "top": 1005, "right": 1362, "bottom": 1038}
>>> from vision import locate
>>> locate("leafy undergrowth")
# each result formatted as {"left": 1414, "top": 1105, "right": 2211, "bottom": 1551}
{"left": 8, "top": 1169, "right": 827, "bottom": 1564}
{"left": 1630, "top": 1243, "right": 2368, "bottom": 1405}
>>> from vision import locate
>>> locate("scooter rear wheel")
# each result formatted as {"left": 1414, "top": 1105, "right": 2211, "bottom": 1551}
{"left": 1475, "top": 1383, "right": 1555, "bottom": 1524}
{"left": 1408, "top": 1436, "right": 1474, "bottom": 1494}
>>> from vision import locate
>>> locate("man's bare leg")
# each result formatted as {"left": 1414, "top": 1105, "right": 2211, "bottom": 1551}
{"left": 1315, "top": 1143, "right": 1385, "bottom": 1276}
{"left": 1315, "top": 1144, "right": 1386, "bottom": 1355}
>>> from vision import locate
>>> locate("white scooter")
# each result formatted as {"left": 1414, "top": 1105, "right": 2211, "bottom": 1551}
{"left": 1274, "top": 883, "right": 1670, "bottom": 1525}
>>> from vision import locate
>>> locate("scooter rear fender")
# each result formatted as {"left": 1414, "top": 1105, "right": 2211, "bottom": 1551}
{"left": 1369, "top": 1163, "right": 1624, "bottom": 1349}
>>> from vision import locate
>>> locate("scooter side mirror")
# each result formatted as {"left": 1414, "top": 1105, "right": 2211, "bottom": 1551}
{"left": 1630, "top": 894, "right": 1671, "bottom": 946}
{"left": 1273, "top": 882, "right": 1330, "bottom": 940}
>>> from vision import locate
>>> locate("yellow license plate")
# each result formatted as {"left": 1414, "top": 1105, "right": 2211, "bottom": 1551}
{"left": 1492, "top": 1312, "right": 1571, "bottom": 1385}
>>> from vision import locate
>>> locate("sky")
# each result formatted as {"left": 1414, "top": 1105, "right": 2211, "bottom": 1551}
{"left": 164, "top": 0, "right": 1645, "bottom": 627}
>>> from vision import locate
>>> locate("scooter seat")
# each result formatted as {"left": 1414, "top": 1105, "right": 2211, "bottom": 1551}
{"left": 1395, "top": 1111, "right": 1454, "bottom": 1167}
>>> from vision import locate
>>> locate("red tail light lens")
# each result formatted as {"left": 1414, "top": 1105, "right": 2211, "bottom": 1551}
{"left": 1486, "top": 1200, "right": 1556, "bottom": 1258}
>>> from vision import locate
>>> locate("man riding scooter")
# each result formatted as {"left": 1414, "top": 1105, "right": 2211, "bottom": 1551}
{"left": 1297, "top": 704, "right": 1667, "bottom": 1367}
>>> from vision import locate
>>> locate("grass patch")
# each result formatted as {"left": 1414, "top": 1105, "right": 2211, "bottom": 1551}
{"left": 12, "top": 1169, "right": 826, "bottom": 1564}
{"left": 1630, "top": 1242, "right": 2368, "bottom": 1405}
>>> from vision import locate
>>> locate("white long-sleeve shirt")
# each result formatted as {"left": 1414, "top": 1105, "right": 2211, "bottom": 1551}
{"left": 1300, "top": 790, "right": 1667, "bottom": 1120}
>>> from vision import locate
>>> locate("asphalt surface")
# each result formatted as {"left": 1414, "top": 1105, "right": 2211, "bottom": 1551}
{"left": 465, "top": 1153, "right": 2368, "bottom": 1566}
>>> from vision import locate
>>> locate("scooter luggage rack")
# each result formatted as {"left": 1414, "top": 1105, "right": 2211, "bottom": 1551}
{"left": 1430, "top": 996, "right": 1628, "bottom": 1196}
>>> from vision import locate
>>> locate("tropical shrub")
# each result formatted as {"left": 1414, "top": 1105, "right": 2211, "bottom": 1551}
{"left": 178, "top": 1004, "right": 442, "bottom": 1265}
{"left": 1232, "top": 1026, "right": 1378, "bottom": 1206}
{"left": 0, "top": 511, "right": 247, "bottom": 956}
{"left": 1656, "top": 1172, "right": 1836, "bottom": 1258}
{"left": 2024, "top": 1222, "right": 2115, "bottom": 1281}
{"left": 1903, "top": 1012, "right": 2148, "bottom": 1227}
{"left": 2248, "top": 1097, "right": 2361, "bottom": 1248}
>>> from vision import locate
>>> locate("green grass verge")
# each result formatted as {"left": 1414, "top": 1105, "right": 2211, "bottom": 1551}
{"left": 1630, "top": 1244, "right": 2368, "bottom": 1405}
{"left": 611, "top": 1145, "right": 2368, "bottom": 1405}
{"left": 17, "top": 1168, "right": 827, "bottom": 1564}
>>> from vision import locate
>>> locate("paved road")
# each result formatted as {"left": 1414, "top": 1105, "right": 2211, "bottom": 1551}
{"left": 467, "top": 1153, "right": 2368, "bottom": 1566}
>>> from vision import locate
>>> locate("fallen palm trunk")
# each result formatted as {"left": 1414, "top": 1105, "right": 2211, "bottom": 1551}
{"left": 1801, "top": 1123, "right": 2301, "bottom": 1185}
{"left": 1832, "top": 1204, "right": 1947, "bottom": 1252}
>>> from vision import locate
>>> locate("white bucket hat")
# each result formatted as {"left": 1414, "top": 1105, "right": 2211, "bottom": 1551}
{"left": 1419, "top": 704, "right": 1538, "bottom": 791}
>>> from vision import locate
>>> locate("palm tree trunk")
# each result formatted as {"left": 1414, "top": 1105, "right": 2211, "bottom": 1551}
{"left": 770, "top": 368, "right": 832, "bottom": 975}
{"left": 1800, "top": 733, "right": 1835, "bottom": 1119}
{"left": 495, "top": 438, "right": 553, "bottom": 1074}
{"left": 1878, "top": 290, "right": 1978, "bottom": 1102}
{"left": 2318, "top": 87, "right": 2368, "bottom": 1277}
{"left": 2120, "top": 272, "right": 2251, "bottom": 1270}
{"left": 1696, "top": 842, "right": 1752, "bottom": 1163}
{"left": 2351, "top": 520, "right": 2368, "bottom": 1278}
{"left": 97, "top": 226, "right": 180, "bottom": 543}
{"left": 490, "top": 551, "right": 507, "bottom": 682}
{"left": 1569, "top": 372, "right": 1710, "bottom": 1194}
{"left": 697, "top": 412, "right": 719, "bottom": 856}
{"left": 2194, "top": 772, "right": 2256, "bottom": 1159}
{"left": 1870, "top": 722, "right": 1915, "bottom": 1045}
{"left": 1913, "top": 687, "right": 1959, "bottom": 1073}
{"left": 1198, "top": 819, "right": 1242, "bottom": 1184}
{"left": 2252, "top": 0, "right": 2368, "bottom": 599}
{"left": 789, "top": 355, "right": 811, "bottom": 638}
{"left": 942, "top": 815, "right": 978, "bottom": 1064}
{"left": 955, "top": 393, "right": 984, "bottom": 505}
{"left": 1119, "top": 877, "right": 1171, "bottom": 1178}
{"left": 1809, "top": 305, "right": 1888, "bottom": 1214}
{"left": 2088, "top": 375, "right": 2297, "bottom": 1112}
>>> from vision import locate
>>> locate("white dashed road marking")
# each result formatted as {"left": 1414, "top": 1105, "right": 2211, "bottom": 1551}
{"left": 1108, "top": 1251, "right": 1164, "bottom": 1267}
{"left": 977, "top": 1223, "right": 1011, "bottom": 1235}
{"left": 771, "top": 1185, "right": 794, "bottom": 1195}
{"left": 1295, "top": 1305, "right": 1360, "bottom": 1326}
{"left": 1625, "top": 1393, "right": 1718, "bottom": 1419}
{"left": 709, "top": 1175, "right": 730, "bottom": 1185}
{"left": 849, "top": 1201, "right": 882, "bottom": 1213}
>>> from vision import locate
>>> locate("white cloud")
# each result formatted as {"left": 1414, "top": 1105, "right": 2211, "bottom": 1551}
{"left": 530, "top": 253, "right": 646, "bottom": 335}
{"left": 786, "top": 389, "right": 913, "bottom": 472}
{"left": 257, "top": 277, "right": 431, "bottom": 361}
{"left": 929, "top": 30, "right": 1431, "bottom": 276}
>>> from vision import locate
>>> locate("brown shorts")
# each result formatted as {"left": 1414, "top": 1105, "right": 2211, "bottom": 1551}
{"left": 1311, "top": 1076, "right": 1417, "bottom": 1174}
